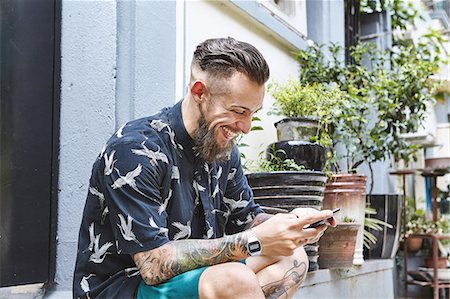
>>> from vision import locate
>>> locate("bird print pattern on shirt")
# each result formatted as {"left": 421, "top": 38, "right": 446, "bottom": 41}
{"left": 103, "top": 150, "right": 117, "bottom": 176}
{"left": 132, "top": 142, "right": 169, "bottom": 167}
{"left": 204, "top": 220, "right": 214, "bottom": 239}
{"left": 150, "top": 119, "right": 183, "bottom": 151}
{"left": 149, "top": 217, "right": 169, "bottom": 238}
{"left": 223, "top": 191, "right": 250, "bottom": 211}
{"left": 117, "top": 214, "right": 143, "bottom": 247}
{"left": 171, "top": 165, "right": 180, "bottom": 181}
{"left": 158, "top": 188, "right": 172, "bottom": 215}
{"left": 116, "top": 123, "right": 126, "bottom": 138}
{"left": 235, "top": 212, "right": 256, "bottom": 227}
{"left": 89, "top": 234, "right": 113, "bottom": 264}
{"left": 89, "top": 186, "right": 105, "bottom": 211}
{"left": 124, "top": 267, "right": 140, "bottom": 278}
{"left": 227, "top": 168, "right": 238, "bottom": 186}
{"left": 172, "top": 220, "right": 192, "bottom": 240}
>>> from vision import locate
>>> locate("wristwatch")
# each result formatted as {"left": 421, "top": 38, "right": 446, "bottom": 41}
{"left": 246, "top": 229, "right": 262, "bottom": 256}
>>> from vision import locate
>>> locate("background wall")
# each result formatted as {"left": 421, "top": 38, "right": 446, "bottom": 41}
{"left": 54, "top": 0, "right": 176, "bottom": 293}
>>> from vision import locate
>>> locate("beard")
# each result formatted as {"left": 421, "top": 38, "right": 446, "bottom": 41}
{"left": 193, "top": 111, "right": 234, "bottom": 163}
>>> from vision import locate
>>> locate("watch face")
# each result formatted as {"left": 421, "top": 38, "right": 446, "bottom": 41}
{"left": 249, "top": 241, "right": 261, "bottom": 253}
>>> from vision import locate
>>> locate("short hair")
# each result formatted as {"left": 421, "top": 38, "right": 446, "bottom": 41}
{"left": 191, "top": 37, "right": 270, "bottom": 85}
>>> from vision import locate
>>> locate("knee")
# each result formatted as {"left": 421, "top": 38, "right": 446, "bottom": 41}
{"left": 291, "top": 246, "right": 309, "bottom": 283}
{"left": 199, "top": 262, "right": 263, "bottom": 299}
{"left": 278, "top": 247, "right": 309, "bottom": 285}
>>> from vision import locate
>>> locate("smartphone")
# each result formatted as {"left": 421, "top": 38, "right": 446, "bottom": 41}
{"left": 309, "top": 208, "right": 340, "bottom": 228}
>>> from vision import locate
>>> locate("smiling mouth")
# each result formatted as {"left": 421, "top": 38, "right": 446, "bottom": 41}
{"left": 222, "top": 126, "right": 237, "bottom": 140}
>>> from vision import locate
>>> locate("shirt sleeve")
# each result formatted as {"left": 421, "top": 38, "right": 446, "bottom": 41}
{"left": 224, "top": 147, "right": 263, "bottom": 235}
{"left": 100, "top": 138, "right": 172, "bottom": 255}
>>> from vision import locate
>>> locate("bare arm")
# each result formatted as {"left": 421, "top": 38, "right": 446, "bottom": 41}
{"left": 132, "top": 232, "right": 248, "bottom": 285}
{"left": 247, "top": 212, "right": 273, "bottom": 229}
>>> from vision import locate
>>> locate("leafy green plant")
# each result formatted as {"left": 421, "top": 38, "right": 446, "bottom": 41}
{"left": 247, "top": 148, "right": 306, "bottom": 173}
{"left": 294, "top": 39, "right": 442, "bottom": 193}
{"left": 268, "top": 81, "right": 346, "bottom": 148}
{"left": 364, "top": 206, "right": 393, "bottom": 249}
{"left": 342, "top": 216, "right": 356, "bottom": 223}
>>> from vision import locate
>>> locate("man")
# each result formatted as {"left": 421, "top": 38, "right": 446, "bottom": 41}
{"left": 73, "top": 37, "right": 335, "bottom": 299}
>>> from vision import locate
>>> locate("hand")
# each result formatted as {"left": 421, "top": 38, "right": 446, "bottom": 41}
{"left": 250, "top": 208, "right": 334, "bottom": 256}
{"left": 291, "top": 207, "right": 337, "bottom": 228}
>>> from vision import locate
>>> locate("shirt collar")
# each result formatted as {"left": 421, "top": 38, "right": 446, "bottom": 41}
{"left": 169, "top": 100, "right": 196, "bottom": 159}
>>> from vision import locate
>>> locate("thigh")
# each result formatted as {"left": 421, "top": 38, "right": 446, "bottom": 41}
{"left": 198, "top": 261, "right": 264, "bottom": 299}
{"left": 136, "top": 266, "right": 208, "bottom": 299}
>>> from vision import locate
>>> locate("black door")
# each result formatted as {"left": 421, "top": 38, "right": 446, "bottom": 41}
{"left": 0, "top": 0, "right": 60, "bottom": 287}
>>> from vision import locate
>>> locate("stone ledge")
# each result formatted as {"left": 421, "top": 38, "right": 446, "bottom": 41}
{"left": 302, "top": 259, "right": 394, "bottom": 287}
{"left": 0, "top": 283, "right": 45, "bottom": 299}
{"left": 295, "top": 259, "right": 395, "bottom": 299}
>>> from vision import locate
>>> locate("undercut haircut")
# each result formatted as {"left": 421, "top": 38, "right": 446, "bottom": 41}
{"left": 192, "top": 37, "right": 270, "bottom": 86}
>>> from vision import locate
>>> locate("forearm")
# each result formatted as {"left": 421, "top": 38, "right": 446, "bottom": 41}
{"left": 246, "top": 212, "right": 273, "bottom": 229}
{"left": 133, "top": 232, "right": 248, "bottom": 285}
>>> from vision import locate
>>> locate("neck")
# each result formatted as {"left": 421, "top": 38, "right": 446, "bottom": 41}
{"left": 181, "top": 95, "right": 201, "bottom": 138}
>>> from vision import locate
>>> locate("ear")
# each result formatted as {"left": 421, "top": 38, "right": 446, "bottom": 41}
{"left": 190, "top": 81, "right": 207, "bottom": 104}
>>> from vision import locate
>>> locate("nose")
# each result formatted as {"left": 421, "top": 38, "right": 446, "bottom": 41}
{"left": 236, "top": 115, "right": 252, "bottom": 134}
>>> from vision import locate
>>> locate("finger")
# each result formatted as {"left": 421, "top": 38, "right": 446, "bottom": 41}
{"left": 325, "top": 217, "right": 337, "bottom": 227}
{"left": 293, "top": 210, "right": 334, "bottom": 228}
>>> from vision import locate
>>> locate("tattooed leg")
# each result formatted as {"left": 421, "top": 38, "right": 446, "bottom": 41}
{"left": 260, "top": 259, "right": 307, "bottom": 299}
{"left": 246, "top": 247, "right": 309, "bottom": 299}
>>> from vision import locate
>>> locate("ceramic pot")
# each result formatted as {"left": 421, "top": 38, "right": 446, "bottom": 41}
{"left": 364, "top": 194, "right": 403, "bottom": 259}
{"left": 406, "top": 236, "right": 423, "bottom": 253}
{"left": 424, "top": 257, "right": 448, "bottom": 269}
{"left": 274, "top": 117, "right": 319, "bottom": 142}
{"left": 266, "top": 141, "right": 326, "bottom": 171}
{"left": 318, "top": 223, "right": 360, "bottom": 268}
{"left": 323, "top": 174, "right": 367, "bottom": 265}
{"left": 246, "top": 171, "right": 327, "bottom": 272}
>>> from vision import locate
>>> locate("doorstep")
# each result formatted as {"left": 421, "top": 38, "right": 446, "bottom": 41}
{"left": 295, "top": 259, "right": 395, "bottom": 299}
{"left": 0, "top": 283, "right": 45, "bottom": 299}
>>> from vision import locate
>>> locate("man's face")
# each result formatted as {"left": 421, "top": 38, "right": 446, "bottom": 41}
{"left": 193, "top": 72, "right": 265, "bottom": 163}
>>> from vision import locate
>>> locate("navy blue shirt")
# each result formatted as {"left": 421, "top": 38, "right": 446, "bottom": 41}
{"left": 73, "top": 100, "right": 262, "bottom": 298}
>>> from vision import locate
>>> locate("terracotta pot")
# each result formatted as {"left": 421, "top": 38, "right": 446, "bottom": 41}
{"left": 323, "top": 174, "right": 367, "bottom": 265}
{"left": 406, "top": 236, "right": 423, "bottom": 252}
{"left": 318, "top": 223, "right": 360, "bottom": 268}
{"left": 424, "top": 257, "right": 448, "bottom": 269}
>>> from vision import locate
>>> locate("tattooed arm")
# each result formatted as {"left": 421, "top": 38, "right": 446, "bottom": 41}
{"left": 246, "top": 212, "right": 272, "bottom": 229}
{"left": 132, "top": 232, "right": 248, "bottom": 285}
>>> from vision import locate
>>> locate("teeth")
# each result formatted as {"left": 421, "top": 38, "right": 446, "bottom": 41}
{"left": 223, "top": 126, "right": 236, "bottom": 138}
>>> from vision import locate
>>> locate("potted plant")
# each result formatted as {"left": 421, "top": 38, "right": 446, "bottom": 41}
{"left": 318, "top": 220, "right": 360, "bottom": 269}
{"left": 245, "top": 150, "right": 328, "bottom": 272}
{"left": 268, "top": 81, "right": 344, "bottom": 148}
{"left": 267, "top": 81, "right": 346, "bottom": 173}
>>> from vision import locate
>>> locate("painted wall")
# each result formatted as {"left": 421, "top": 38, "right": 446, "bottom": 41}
{"left": 52, "top": 0, "right": 176, "bottom": 294}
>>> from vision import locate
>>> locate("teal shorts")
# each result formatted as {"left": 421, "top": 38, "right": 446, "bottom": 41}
{"left": 136, "top": 260, "right": 246, "bottom": 299}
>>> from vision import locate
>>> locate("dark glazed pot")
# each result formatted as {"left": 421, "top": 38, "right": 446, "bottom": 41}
{"left": 267, "top": 141, "right": 326, "bottom": 171}
{"left": 363, "top": 194, "right": 403, "bottom": 259}
{"left": 246, "top": 171, "right": 327, "bottom": 212}
{"left": 246, "top": 171, "right": 327, "bottom": 272}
